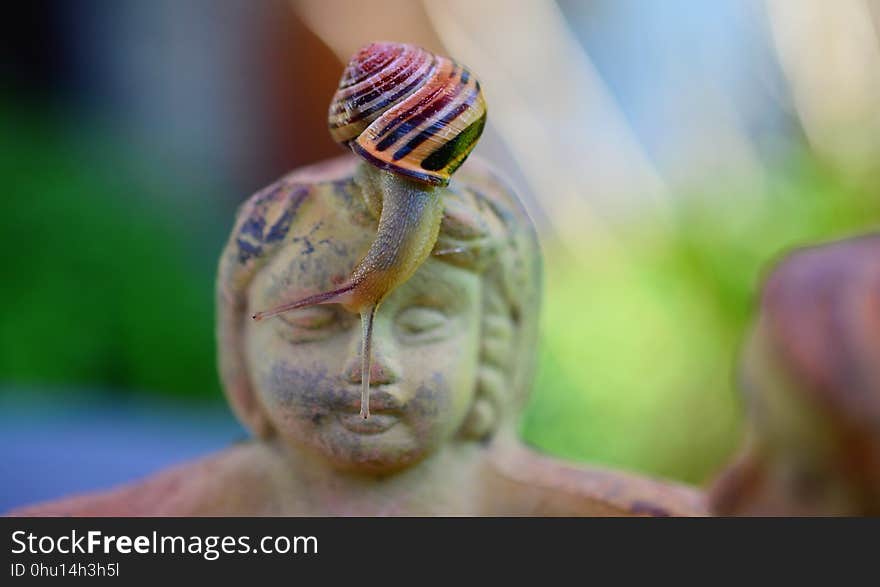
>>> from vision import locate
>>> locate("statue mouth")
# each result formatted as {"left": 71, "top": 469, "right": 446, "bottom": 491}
{"left": 331, "top": 388, "right": 404, "bottom": 413}
{"left": 331, "top": 388, "right": 403, "bottom": 434}
{"left": 336, "top": 412, "right": 399, "bottom": 435}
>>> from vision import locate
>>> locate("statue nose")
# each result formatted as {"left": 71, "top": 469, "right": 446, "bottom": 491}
{"left": 344, "top": 348, "right": 399, "bottom": 385}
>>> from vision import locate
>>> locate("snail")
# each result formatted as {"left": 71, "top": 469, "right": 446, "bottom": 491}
{"left": 252, "top": 42, "right": 487, "bottom": 419}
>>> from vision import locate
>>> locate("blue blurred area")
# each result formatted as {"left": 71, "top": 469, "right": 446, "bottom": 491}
{"left": 0, "top": 387, "right": 244, "bottom": 512}
{"left": 559, "top": 0, "right": 793, "bottom": 169}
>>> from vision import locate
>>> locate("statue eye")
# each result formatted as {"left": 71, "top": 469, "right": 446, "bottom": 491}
{"left": 395, "top": 306, "right": 450, "bottom": 341}
{"left": 276, "top": 307, "right": 341, "bottom": 342}
{"left": 280, "top": 307, "right": 337, "bottom": 330}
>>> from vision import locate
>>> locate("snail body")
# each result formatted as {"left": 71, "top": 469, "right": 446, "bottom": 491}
{"left": 253, "top": 42, "right": 486, "bottom": 419}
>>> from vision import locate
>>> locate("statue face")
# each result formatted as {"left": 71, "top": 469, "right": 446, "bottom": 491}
{"left": 245, "top": 220, "right": 482, "bottom": 472}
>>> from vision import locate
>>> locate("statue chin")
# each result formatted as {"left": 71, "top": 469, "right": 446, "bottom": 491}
{"left": 282, "top": 426, "right": 443, "bottom": 476}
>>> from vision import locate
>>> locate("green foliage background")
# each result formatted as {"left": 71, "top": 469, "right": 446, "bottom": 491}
{"left": 523, "top": 157, "right": 880, "bottom": 482}
{"left": 1, "top": 103, "right": 221, "bottom": 398}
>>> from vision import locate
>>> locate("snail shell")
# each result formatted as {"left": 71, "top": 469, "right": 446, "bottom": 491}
{"left": 328, "top": 42, "right": 487, "bottom": 187}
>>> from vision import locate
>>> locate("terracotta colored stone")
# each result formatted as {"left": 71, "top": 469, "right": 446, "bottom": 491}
{"left": 710, "top": 235, "right": 880, "bottom": 516}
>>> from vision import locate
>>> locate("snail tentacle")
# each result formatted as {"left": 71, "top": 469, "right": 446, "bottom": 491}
{"left": 359, "top": 305, "right": 377, "bottom": 420}
{"left": 251, "top": 285, "right": 355, "bottom": 322}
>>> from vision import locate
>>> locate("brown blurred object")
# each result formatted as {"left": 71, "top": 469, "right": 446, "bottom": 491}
{"left": 260, "top": 1, "right": 343, "bottom": 173}
{"left": 710, "top": 234, "right": 880, "bottom": 515}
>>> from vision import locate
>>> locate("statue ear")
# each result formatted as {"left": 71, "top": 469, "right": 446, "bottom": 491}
{"left": 461, "top": 396, "right": 497, "bottom": 440}
{"left": 462, "top": 360, "right": 505, "bottom": 440}
{"left": 222, "top": 363, "right": 275, "bottom": 439}
{"left": 215, "top": 185, "right": 295, "bottom": 440}
{"left": 216, "top": 281, "right": 275, "bottom": 439}
{"left": 226, "top": 382, "right": 275, "bottom": 438}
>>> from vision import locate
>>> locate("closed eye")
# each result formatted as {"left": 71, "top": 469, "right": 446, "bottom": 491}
{"left": 280, "top": 307, "right": 337, "bottom": 330}
{"left": 277, "top": 307, "right": 343, "bottom": 342}
{"left": 395, "top": 306, "right": 450, "bottom": 342}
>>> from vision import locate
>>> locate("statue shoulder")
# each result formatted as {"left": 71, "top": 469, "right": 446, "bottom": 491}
{"left": 483, "top": 434, "right": 707, "bottom": 516}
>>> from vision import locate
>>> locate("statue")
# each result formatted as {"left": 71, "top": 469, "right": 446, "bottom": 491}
{"left": 710, "top": 235, "right": 880, "bottom": 515}
{"left": 9, "top": 43, "right": 705, "bottom": 516}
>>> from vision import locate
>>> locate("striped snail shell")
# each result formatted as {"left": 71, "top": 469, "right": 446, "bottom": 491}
{"left": 328, "top": 42, "right": 487, "bottom": 187}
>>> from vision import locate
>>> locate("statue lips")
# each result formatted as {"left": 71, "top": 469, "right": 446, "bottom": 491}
{"left": 333, "top": 389, "right": 403, "bottom": 435}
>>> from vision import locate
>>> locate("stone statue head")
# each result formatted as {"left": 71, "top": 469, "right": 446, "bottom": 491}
{"left": 710, "top": 234, "right": 880, "bottom": 515}
{"left": 216, "top": 156, "right": 541, "bottom": 473}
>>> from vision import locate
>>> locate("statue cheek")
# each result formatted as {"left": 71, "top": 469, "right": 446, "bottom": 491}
{"left": 260, "top": 361, "right": 339, "bottom": 425}
{"left": 406, "top": 374, "right": 455, "bottom": 439}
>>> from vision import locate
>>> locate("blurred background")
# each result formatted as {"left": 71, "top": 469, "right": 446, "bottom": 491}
{"left": 3, "top": 0, "right": 880, "bottom": 511}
